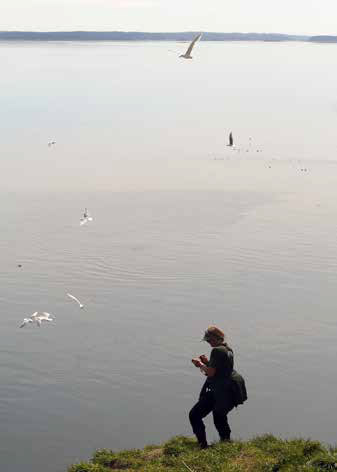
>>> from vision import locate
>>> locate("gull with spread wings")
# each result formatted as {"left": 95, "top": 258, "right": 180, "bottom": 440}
{"left": 179, "top": 33, "right": 202, "bottom": 59}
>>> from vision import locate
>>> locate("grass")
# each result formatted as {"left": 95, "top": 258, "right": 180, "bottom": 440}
{"left": 68, "top": 435, "right": 337, "bottom": 472}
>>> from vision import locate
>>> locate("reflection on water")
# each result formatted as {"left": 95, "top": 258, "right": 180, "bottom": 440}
{"left": 1, "top": 41, "right": 337, "bottom": 472}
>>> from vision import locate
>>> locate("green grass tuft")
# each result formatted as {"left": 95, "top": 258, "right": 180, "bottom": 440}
{"left": 68, "top": 462, "right": 111, "bottom": 472}
{"left": 307, "top": 451, "right": 337, "bottom": 470}
{"left": 163, "top": 436, "right": 199, "bottom": 457}
{"left": 67, "top": 435, "right": 337, "bottom": 471}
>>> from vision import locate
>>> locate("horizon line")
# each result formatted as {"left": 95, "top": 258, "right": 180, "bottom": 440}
{"left": 1, "top": 31, "right": 336, "bottom": 42}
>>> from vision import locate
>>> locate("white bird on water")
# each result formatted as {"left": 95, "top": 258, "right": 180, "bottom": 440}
{"left": 67, "top": 293, "right": 84, "bottom": 309}
{"left": 48, "top": 141, "right": 56, "bottom": 147}
{"left": 19, "top": 311, "right": 54, "bottom": 328}
{"left": 35, "top": 312, "right": 55, "bottom": 326}
{"left": 20, "top": 317, "right": 34, "bottom": 328}
{"left": 20, "top": 312, "right": 38, "bottom": 327}
{"left": 80, "top": 208, "right": 93, "bottom": 226}
{"left": 179, "top": 33, "right": 202, "bottom": 59}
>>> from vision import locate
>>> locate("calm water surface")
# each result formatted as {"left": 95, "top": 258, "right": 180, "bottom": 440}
{"left": 0, "top": 41, "right": 337, "bottom": 472}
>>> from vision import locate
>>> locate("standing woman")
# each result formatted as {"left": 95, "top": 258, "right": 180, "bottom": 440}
{"left": 189, "top": 326, "right": 247, "bottom": 448}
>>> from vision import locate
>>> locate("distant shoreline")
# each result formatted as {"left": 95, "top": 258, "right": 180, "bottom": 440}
{"left": 0, "top": 31, "right": 337, "bottom": 43}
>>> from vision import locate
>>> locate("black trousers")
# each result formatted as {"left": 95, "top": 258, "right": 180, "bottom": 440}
{"left": 189, "top": 390, "right": 234, "bottom": 446}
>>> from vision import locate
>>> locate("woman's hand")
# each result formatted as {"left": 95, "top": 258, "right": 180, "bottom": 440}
{"left": 199, "top": 355, "right": 208, "bottom": 364}
{"left": 192, "top": 358, "right": 203, "bottom": 368}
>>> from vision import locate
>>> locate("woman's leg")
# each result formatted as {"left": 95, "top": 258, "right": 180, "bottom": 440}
{"left": 212, "top": 389, "right": 236, "bottom": 441}
{"left": 212, "top": 408, "right": 232, "bottom": 441}
{"left": 189, "top": 392, "right": 214, "bottom": 448}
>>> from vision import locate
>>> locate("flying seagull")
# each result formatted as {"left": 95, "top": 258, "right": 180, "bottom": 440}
{"left": 227, "top": 132, "right": 234, "bottom": 147}
{"left": 80, "top": 208, "right": 93, "bottom": 226}
{"left": 67, "top": 293, "right": 84, "bottom": 309}
{"left": 179, "top": 33, "right": 202, "bottom": 59}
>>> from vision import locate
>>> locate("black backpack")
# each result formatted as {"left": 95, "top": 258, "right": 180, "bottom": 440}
{"left": 230, "top": 370, "right": 248, "bottom": 407}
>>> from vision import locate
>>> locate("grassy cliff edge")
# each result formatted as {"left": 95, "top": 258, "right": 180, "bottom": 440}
{"left": 68, "top": 435, "right": 337, "bottom": 471}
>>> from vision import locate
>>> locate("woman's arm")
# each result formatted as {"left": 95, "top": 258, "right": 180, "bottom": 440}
{"left": 200, "top": 364, "right": 216, "bottom": 377}
{"left": 192, "top": 358, "right": 216, "bottom": 377}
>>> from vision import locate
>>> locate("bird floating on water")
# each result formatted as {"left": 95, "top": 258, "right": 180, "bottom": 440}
{"left": 35, "top": 312, "right": 55, "bottom": 326}
{"left": 67, "top": 293, "right": 84, "bottom": 309}
{"left": 179, "top": 33, "right": 202, "bottom": 59}
{"left": 227, "top": 132, "right": 234, "bottom": 147}
{"left": 20, "top": 311, "right": 38, "bottom": 328}
{"left": 80, "top": 208, "right": 93, "bottom": 226}
{"left": 20, "top": 317, "right": 35, "bottom": 328}
{"left": 48, "top": 141, "right": 56, "bottom": 147}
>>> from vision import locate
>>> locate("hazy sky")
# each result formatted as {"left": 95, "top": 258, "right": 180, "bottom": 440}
{"left": 1, "top": 0, "right": 336, "bottom": 34}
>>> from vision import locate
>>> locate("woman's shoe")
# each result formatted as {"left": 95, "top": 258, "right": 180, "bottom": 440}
{"left": 199, "top": 442, "right": 208, "bottom": 449}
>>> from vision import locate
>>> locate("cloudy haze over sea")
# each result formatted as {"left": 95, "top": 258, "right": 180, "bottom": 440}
{"left": 2, "top": 0, "right": 337, "bottom": 34}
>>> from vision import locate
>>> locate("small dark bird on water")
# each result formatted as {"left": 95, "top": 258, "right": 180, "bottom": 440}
{"left": 227, "top": 132, "right": 234, "bottom": 147}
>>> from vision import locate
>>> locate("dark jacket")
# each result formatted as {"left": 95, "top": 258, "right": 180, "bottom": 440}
{"left": 200, "top": 344, "right": 247, "bottom": 411}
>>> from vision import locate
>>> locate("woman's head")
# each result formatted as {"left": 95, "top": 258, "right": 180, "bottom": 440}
{"left": 202, "top": 325, "right": 225, "bottom": 346}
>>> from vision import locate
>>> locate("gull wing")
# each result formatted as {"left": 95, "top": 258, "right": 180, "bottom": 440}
{"left": 185, "top": 33, "right": 202, "bottom": 56}
{"left": 67, "top": 293, "right": 84, "bottom": 308}
{"left": 80, "top": 218, "right": 88, "bottom": 226}
{"left": 67, "top": 293, "right": 81, "bottom": 305}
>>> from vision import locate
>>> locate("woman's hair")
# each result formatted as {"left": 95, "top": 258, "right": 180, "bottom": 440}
{"left": 203, "top": 326, "right": 233, "bottom": 352}
{"left": 203, "top": 325, "right": 225, "bottom": 341}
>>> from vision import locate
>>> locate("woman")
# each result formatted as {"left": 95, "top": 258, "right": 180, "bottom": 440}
{"left": 189, "top": 326, "right": 247, "bottom": 448}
